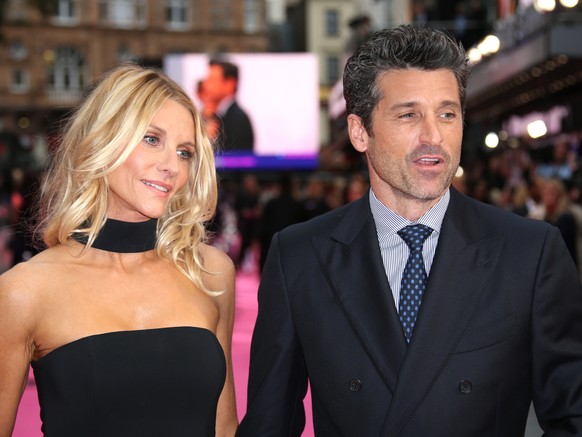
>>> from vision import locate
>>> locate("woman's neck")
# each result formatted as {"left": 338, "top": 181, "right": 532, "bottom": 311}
{"left": 73, "top": 218, "right": 157, "bottom": 253}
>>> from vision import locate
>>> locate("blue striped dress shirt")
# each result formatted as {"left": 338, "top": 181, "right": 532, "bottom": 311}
{"left": 369, "top": 189, "right": 450, "bottom": 310}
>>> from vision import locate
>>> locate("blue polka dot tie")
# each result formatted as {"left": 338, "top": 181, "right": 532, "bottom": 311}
{"left": 398, "top": 224, "right": 433, "bottom": 342}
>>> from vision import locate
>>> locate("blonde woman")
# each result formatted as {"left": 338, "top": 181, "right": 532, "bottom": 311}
{"left": 0, "top": 64, "right": 238, "bottom": 436}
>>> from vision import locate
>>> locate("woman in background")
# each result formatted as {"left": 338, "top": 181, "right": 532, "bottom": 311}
{"left": 0, "top": 63, "right": 237, "bottom": 436}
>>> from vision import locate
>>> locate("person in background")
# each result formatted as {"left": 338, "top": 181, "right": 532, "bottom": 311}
{"left": 258, "top": 173, "right": 304, "bottom": 273}
{"left": 536, "top": 138, "right": 577, "bottom": 182}
{"left": 233, "top": 174, "right": 261, "bottom": 271}
{"left": 237, "top": 25, "right": 582, "bottom": 436}
{"left": 196, "top": 79, "right": 221, "bottom": 143}
{"left": 541, "top": 177, "right": 578, "bottom": 265}
{"left": 412, "top": 0, "right": 435, "bottom": 26}
{"left": 0, "top": 64, "right": 238, "bottom": 436}
{"left": 301, "top": 176, "right": 331, "bottom": 221}
{"left": 343, "top": 173, "right": 370, "bottom": 204}
{"left": 203, "top": 60, "right": 254, "bottom": 153}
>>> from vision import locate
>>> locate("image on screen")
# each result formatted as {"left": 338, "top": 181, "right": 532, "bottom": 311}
{"left": 164, "top": 53, "right": 320, "bottom": 170}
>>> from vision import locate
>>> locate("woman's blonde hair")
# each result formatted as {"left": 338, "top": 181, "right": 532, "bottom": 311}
{"left": 38, "top": 63, "right": 219, "bottom": 294}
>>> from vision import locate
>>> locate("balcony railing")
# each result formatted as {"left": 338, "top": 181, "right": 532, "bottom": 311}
{"left": 46, "top": 88, "right": 83, "bottom": 103}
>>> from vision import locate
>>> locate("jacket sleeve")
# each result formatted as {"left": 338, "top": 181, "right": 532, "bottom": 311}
{"left": 531, "top": 225, "right": 582, "bottom": 435}
{"left": 237, "top": 233, "right": 308, "bottom": 436}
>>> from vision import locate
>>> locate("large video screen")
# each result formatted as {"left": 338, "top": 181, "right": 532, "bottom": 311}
{"left": 164, "top": 53, "right": 320, "bottom": 170}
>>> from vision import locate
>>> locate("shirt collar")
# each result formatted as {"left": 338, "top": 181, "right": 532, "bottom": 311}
{"left": 216, "top": 96, "right": 235, "bottom": 116}
{"left": 369, "top": 188, "right": 450, "bottom": 235}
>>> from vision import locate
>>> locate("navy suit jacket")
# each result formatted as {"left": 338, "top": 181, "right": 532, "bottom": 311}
{"left": 237, "top": 187, "right": 582, "bottom": 436}
{"left": 219, "top": 101, "right": 254, "bottom": 152}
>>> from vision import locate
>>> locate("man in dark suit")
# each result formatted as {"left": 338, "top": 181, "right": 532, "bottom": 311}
{"left": 237, "top": 25, "right": 582, "bottom": 436}
{"left": 203, "top": 60, "right": 254, "bottom": 152}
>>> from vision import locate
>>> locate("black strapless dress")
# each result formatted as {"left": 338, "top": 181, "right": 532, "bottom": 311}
{"left": 31, "top": 327, "right": 226, "bottom": 436}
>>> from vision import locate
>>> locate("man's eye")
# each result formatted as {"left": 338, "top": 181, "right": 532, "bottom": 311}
{"left": 399, "top": 113, "right": 416, "bottom": 119}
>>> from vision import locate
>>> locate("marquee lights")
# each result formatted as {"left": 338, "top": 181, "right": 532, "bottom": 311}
{"left": 534, "top": 0, "right": 579, "bottom": 10}
{"left": 527, "top": 120, "right": 548, "bottom": 138}
{"left": 485, "top": 132, "right": 500, "bottom": 148}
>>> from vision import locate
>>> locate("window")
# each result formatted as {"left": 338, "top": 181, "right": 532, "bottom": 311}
{"left": 9, "top": 41, "right": 28, "bottom": 61}
{"left": 211, "top": 0, "right": 234, "bottom": 30}
{"left": 10, "top": 69, "right": 30, "bottom": 93}
{"left": 52, "top": 0, "right": 77, "bottom": 25}
{"left": 98, "top": 0, "right": 147, "bottom": 28}
{"left": 46, "top": 47, "right": 86, "bottom": 100}
{"left": 117, "top": 44, "right": 135, "bottom": 62}
{"left": 244, "top": 0, "right": 259, "bottom": 33}
{"left": 190, "top": 0, "right": 202, "bottom": 28}
{"left": 110, "top": 0, "right": 134, "bottom": 26}
{"left": 325, "top": 10, "right": 339, "bottom": 37}
{"left": 166, "top": 0, "right": 189, "bottom": 30}
{"left": 326, "top": 55, "right": 340, "bottom": 84}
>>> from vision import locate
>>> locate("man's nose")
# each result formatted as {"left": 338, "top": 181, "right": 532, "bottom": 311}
{"left": 419, "top": 117, "right": 444, "bottom": 146}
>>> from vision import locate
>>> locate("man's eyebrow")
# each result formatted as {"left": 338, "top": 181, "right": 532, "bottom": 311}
{"left": 388, "top": 100, "right": 461, "bottom": 111}
{"left": 388, "top": 101, "right": 418, "bottom": 111}
{"left": 439, "top": 100, "right": 462, "bottom": 108}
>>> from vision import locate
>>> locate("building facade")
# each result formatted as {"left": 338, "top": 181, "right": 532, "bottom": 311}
{"left": 0, "top": 0, "right": 268, "bottom": 170}
{"left": 465, "top": 2, "right": 582, "bottom": 162}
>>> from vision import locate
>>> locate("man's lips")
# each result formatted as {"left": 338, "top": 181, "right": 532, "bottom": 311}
{"left": 414, "top": 156, "right": 443, "bottom": 166}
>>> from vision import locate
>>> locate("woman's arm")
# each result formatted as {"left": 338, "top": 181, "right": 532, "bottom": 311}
{"left": 202, "top": 245, "right": 238, "bottom": 436}
{"left": 0, "top": 266, "right": 37, "bottom": 437}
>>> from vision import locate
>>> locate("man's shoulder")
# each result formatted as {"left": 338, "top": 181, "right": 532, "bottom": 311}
{"left": 452, "top": 189, "right": 553, "bottom": 234}
{"left": 225, "top": 100, "right": 249, "bottom": 118}
{"left": 280, "top": 199, "right": 364, "bottom": 239}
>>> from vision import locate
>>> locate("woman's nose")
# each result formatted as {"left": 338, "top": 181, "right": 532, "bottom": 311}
{"left": 157, "top": 149, "right": 180, "bottom": 176}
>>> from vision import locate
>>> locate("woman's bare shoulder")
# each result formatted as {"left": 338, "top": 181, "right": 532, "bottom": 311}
{"left": 0, "top": 254, "right": 47, "bottom": 290}
{"left": 0, "top": 245, "right": 77, "bottom": 294}
{"left": 198, "top": 244, "right": 235, "bottom": 298}
{"left": 199, "top": 243, "right": 235, "bottom": 273}
{"left": 0, "top": 256, "right": 50, "bottom": 327}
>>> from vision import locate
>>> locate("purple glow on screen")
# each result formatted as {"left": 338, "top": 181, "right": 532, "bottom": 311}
{"left": 215, "top": 153, "right": 318, "bottom": 169}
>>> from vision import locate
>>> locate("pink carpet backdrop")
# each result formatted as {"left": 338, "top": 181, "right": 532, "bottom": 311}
{"left": 13, "top": 271, "right": 314, "bottom": 436}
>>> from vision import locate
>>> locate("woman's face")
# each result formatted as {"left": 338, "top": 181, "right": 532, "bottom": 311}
{"left": 107, "top": 99, "right": 195, "bottom": 222}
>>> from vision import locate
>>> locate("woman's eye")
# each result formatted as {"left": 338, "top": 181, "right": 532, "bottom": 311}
{"left": 177, "top": 149, "right": 193, "bottom": 160}
{"left": 144, "top": 135, "right": 159, "bottom": 146}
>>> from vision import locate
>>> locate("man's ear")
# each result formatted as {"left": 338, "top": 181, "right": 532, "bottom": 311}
{"left": 347, "top": 114, "right": 369, "bottom": 153}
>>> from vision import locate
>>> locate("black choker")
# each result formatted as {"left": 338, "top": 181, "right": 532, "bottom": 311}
{"left": 73, "top": 218, "right": 157, "bottom": 253}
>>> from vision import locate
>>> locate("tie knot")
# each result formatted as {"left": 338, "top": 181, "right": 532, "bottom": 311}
{"left": 398, "top": 224, "right": 433, "bottom": 252}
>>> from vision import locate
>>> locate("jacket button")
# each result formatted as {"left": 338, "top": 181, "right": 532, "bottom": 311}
{"left": 348, "top": 379, "right": 362, "bottom": 392}
{"left": 458, "top": 380, "right": 472, "bottom": 394}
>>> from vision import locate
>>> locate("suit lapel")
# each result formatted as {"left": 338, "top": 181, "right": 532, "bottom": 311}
{"left": 382, "top": 189, "right": 505, "bottom": 435}
{"left": 312, "top": 194, "right": 407, "bottom": 394}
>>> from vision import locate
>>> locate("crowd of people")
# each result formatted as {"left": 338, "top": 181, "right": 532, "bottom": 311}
{"left": 453, "top": 132, "right": 582, "bottom": 276}
{"left": 207, "top": 171, "right": 369, "bottom": 274}
{"left": 3, "top": 133, "right": 582, "bottom": 280}
{"left": 200, "top": 131, "right": 582, "bottom": 281}
{"left": 0, "top": 167, "right": 39, "bottom": 272}
{"left": 0, "top": 165, "right": 375, "bottom": 278}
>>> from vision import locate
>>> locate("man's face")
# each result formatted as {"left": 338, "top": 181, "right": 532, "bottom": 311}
{"left": 348, "top": 68, "right": 463, "bottom": 217}
{"left": 203, "top": 65, "right": 234, "bottom": 102}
